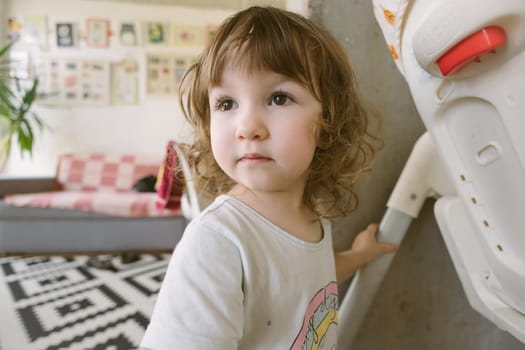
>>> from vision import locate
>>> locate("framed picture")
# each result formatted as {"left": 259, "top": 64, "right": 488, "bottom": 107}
{"left": 42, "top": 59, "right": 62, "bottom": 104}
{"left": 23, "top": 16, "right": 49, "bottom": 50}
{"left": 62, "top": 60, "right": 81, "bottom": 104}
{"left": 112, "top": 57, "right": 139, "bottom": 105}
{"left": 146, "top": 53, "right": 174, "bottom": 95}
{"left": 174, "top": 56, "right": 197, "bottom": 84}
{"left": 56, "top": 22, "right": 79, "bottom": 48}
{"left": 172, "top": 25, "right": 204, "bottom": 48}
{"left": 81, "top": 60, "right": 111, "bottom": 105}
{"left": 119, "top": 22, "right": 139, "bottom": 46}
{"left": 145, "top": 21, "right": 169, "bottom": 46}
{"left": 8, "top": 50, "right": 32, "bottom": 81}
{"left": 7, "top": 17, "right": 23, "bottom": 41}
{"left": 39, "top": 59, "right": 110, "bottom": 106}
{"left": 146, "top": 54, "right": 198, "bottom": 96}
{"left": 86, "top": 18, "right": 110, "bottom": 47}
{"left": 205, "top": 24, "right": 219, "bottom": 47}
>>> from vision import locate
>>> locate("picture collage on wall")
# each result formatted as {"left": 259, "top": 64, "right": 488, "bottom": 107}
{"left": 7, "top": 15, "right": 218, "bottom": 49}
{"left": 146, "top": 54, "right": 197, "bottom": 95}
{"left": 5, "top": 15, "right": 216, "bottom": 105}
{"left": 42, "top": 59, "right": 111, "bottom": 106}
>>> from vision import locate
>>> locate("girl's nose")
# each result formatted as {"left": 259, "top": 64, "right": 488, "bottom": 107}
{"left": 235, "top": 108, "right": 269, "bottom": 141}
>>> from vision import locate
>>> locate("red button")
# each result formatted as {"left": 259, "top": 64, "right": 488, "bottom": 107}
{"left": 437, "top": 26, "right": 507, "bottom": 76}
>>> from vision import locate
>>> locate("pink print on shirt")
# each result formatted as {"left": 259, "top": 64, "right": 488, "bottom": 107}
{"left": 290, "top": 281, "right": 339, "bottom": 350}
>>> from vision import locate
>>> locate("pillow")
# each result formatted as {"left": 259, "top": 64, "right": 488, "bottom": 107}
{"left": 155, "top": 140, "right": 184, "bottom": 211}
{"left": 132, "top": 175, "right": 157, "bottom": 192}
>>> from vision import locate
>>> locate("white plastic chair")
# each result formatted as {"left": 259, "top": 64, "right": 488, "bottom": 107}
{"left": 338, "top": 0, "right": 525, "bottom": 347}
{"left": 171, "top": 142, "right": 202, "bottom": 221}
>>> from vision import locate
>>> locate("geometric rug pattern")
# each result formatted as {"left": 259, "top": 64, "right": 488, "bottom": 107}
{"left": 0, "top": 254, "right": 170, "bottom": 350}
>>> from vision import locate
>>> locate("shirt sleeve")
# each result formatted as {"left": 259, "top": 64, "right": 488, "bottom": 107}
{"left": 141, "top": 220, "right": 244, "bottom": 350}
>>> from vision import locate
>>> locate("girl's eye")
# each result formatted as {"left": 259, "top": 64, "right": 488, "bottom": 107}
{"left": 215, "top": 98, "right": 236, "bottom": 111}
{"left": 270, "top": 93, "right": 292, "bottom": 106}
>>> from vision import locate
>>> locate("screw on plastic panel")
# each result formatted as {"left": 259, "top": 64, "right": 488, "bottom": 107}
{"left": 497, "top": 244, "right": 503, "bottom": 252}
{"left": 483, "top": 220, "right": 490, "bottom": 227}
{"left": 460, "top": 174, "right": 466, "bottom": 181}
{"left": 471, "top": 197, "right": 477, "bottom": 204}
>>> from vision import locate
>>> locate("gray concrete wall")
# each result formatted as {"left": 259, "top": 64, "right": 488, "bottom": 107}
{"left": 309, "top": 1, "right": 524, "bottom": 349}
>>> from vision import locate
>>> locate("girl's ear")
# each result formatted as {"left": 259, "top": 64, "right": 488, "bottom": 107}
{"left": 314, "top": 147, "right": 321, "bottom": 160}
{"left": 313, "top": 115, "right": 323, "bottom": 146}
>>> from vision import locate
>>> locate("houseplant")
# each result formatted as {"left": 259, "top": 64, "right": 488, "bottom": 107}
{"left": 0, "top": 41, "right": 42, "bottom": 171}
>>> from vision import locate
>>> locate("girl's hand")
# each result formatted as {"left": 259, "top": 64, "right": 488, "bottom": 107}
{"left": 335, "top": 223, "right": 398, "bottom": 283}
{"left": 351, "top": 223, "right": 398, "bottom": 266}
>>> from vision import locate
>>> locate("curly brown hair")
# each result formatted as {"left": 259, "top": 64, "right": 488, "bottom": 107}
{"left": 179, "top": 6, "right": 377, "bottom": 217}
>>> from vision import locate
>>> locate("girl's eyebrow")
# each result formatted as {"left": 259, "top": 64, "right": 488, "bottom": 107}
{"left": 208, "top": 84, "right": 229, "bottom": 93}
{"left": 274, "top": 74, "right": 299, "bottom": 84}
{"left": 275, "top": 75, "right": 309, "bottom": 88}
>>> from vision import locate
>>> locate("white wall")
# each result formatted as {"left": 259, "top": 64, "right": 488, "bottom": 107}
{"left": 4, "top": 0, "right": 234, "bottom": 175}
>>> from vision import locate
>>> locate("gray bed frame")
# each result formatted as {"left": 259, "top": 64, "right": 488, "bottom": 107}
{"left": 0, "top": 176, "right": 186, "bottom": 255}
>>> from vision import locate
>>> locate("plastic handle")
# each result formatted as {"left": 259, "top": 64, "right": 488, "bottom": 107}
{"left": 437, "top": 26, "right": 507, "bottom": 76}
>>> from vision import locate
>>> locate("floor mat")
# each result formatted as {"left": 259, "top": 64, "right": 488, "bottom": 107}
{"left": 0, "top": 253, "right": 170, "bottom": 350}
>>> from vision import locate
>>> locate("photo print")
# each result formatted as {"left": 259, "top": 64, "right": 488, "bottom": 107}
{"left": 56, "top": 22, "right": 78, "bottom": 48}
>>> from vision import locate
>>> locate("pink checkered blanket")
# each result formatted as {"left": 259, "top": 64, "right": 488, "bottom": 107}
{"left": 5, "top": 153, "right": 181, "bottom": 217}
{"left": 5, "top": 191, "right": 180, "bottom": 217}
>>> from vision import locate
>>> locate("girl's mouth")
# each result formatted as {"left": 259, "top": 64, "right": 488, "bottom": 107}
{"left": 239, "top": 153, "right": 272, "bottom": 162}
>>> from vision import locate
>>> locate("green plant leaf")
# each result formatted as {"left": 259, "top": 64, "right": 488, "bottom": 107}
{"left": 0, "top": 81, "right": 16, "bottom": 108}
{"left": 21, "top": 79, "right": 39, "bottom": 112}
{"left": 31, "top": 112, "right": 44, "bottom": 129}
{"left": 0, "top": 42, "right": 14, "bottom": 59}
{"left": 18, "top": 119, "right": 34, "bottom": 156}
{"left": 0, "top": 41, "right": 43, "bottom": 161}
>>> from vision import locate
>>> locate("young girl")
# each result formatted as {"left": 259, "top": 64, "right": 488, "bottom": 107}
{"left": 141, "top": 6, "right": 397, "bottom": 350}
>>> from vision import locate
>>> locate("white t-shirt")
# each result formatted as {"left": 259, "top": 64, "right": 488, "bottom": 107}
{"left": 141, "top": 195, "right": 338, "bottom": 350}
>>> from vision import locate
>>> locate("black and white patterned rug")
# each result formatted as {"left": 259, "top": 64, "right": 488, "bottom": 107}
{"left": 0, "top": 253, "right": 171, "bottom": 350}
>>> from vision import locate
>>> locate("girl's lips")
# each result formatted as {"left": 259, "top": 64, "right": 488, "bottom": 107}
{"left": 239, "top": 153, "right": 272, "bottom": 161}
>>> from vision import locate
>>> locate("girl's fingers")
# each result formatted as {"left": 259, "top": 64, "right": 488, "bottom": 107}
{"left": 382, "top": 242, "right": 399, "bottom": 253}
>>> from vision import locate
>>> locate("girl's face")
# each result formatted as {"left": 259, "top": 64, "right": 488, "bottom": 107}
{"left": 208, "top": 65, "right": 321, "bottom": 197}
